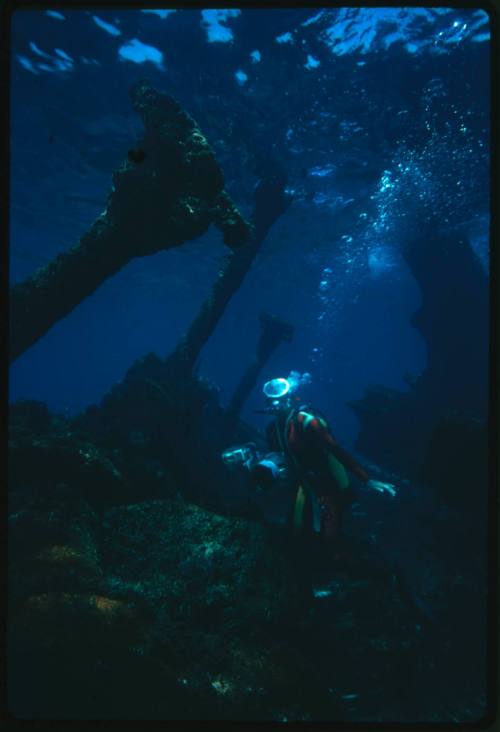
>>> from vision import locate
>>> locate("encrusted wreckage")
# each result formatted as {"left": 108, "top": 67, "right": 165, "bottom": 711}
{"left": 69, "top": 163, "right": 293, "bottom": 509}
{"left": 9, "top": 81, "right": 251, "bottom": 363}
{"left": 349, "top": 226, "right": 489, "bottom": 529}
{"left": 225, "top": 312, "right": 294, "bottom": 430}
{"left": 166, "top": 172, "right": 292, "bottom": 374}
{"left": 73, "top": 160, "right": 293, "bottom": 465}
{"left": 7, "top": 82, "right": 488, "bottom": 722}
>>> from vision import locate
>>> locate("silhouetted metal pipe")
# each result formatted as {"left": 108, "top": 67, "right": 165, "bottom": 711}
{"left": 166, "top": 171, "right": 292, "bottom": 373}
{"left": 225, "top": 312, "right": 294, "bottom": 427}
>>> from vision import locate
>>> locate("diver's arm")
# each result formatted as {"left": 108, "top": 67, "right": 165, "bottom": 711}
{"left": 305, "top": 418, "right": 397, "bottom": 496}
{"left": 308, "top": 419, "right": 370, "bottom": 482}
{"left": 308, "top": 419, "right": 397, "bottom": 495}
{"left": 325, "top": 438, "right": 371, "bottom": 483}
{"left": 322, "top": 429, "right": 397, "bottom": 496}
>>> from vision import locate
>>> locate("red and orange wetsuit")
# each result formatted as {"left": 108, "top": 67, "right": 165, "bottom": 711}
{"left": 267, "top": 405, "right": 370, "bottom": 544}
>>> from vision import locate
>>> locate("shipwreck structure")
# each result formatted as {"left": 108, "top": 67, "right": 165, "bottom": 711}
{"left": 7, "top": 79, "right": 488, "bottom": 723}
{"left": 70, "top": 163, "right": 293, "bottom": 508}
{"left": 225, "top": 311, "right": 294, "bottom": 431}
{"left": 349, "top": 224, "right": 489, "bottom": 528}
{"left": 165, "top": 171, "right": 292, "bottom": 374}
{"left": 9, "top": 81, "right": 251, "bottom": 363}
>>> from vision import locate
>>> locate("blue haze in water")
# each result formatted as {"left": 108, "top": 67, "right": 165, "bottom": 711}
{"left": 9, "top": 7, "right": 489, "bottom": 447}
{"left": 8, "top": 6, "right": 491, "bottom": 723}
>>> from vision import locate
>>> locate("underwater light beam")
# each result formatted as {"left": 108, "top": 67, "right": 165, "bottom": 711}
{"left": 16, "top": 55, "right": 39, "bottom": 74}
{"left": 141, "top": 9, "right": 177, "bottom": 19}
{"left": 92, "top": 15, "right": 122, "bottom": 37}
{"left": 46, "top": 10, "right": 65, "bottom": 20}
{"left": 118, "top": 39, "right": 165, "bottom": 69}
{"left": 305, "top": 54, "right": 320, "bottom": 69}
{"left": 29, "top": 42, "right": 52, "bottom": 59}
{"left": 201, "top": 9, "right": 241, "bottom": 43}
{"left": 54, "top": 48, "right": 73, "bottom": 62}
{"left": 235, "top": 70, "right": 248, "bottom": 85}
{"left": 276, "top": 31, "right": 293, "bottom": 44}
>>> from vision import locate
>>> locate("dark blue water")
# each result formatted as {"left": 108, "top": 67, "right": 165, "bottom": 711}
{"left": 9, "top": 6, "right": 490, "bottom": 447}
{"left": 8, "top": 7, "right": 492, "bottom": 723}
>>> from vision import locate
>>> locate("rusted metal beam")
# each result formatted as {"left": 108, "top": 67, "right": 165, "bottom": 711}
{"left": 9, "top": 81, "right": 250, "bottom": 363}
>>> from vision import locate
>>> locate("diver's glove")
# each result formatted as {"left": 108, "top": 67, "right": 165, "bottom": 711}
{"left": 367, "top": 479, "right": 397, "bottom": 497}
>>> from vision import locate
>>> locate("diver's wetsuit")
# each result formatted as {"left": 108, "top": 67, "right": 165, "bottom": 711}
{"left": 266, "top": 405, "right": 436, "bottom": 625}
{"left": 267, "top": 404, "right": 369, "bottom": 544}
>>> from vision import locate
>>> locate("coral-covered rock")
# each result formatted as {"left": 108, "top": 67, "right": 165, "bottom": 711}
{"left": 14, "top": 592, "right": 141, "bottom": 649}
{"left": 8, "top": 591, "right": 182, "bottom": 720}
{"left": 8, "top": 400, "right": 179, "bottom": 510}
{"left": 8, "top": 399, "right": 52, "bottom": 436}
{"left": 8, "top": 393, "right": 484, "bottom": 720}
{"left": 10, "top": 544, "right": 103, "bottom": 596}
{"left": 19, "top": 441, "right": 119, "bottom": 500}
{"left": 100, "top": 499, "right": 297, "bottom": 624}
{"left": 9, "top": 425, "right": 124, "bottom": 509}
{"left": 9, "top": 490, "right": 98, "bottom": 557}
{"left": 9, "top": 489, "right": 103, "bottom": 609}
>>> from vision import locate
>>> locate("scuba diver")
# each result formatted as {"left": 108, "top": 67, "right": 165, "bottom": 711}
{"left": 222, "top": 371, "right": 436, "bottom": 624}
{"left": 222, "top": 371, "right": 396, "bottom": 602}
{"left": 258, "top": 371, "right": 396, "bottom": 549}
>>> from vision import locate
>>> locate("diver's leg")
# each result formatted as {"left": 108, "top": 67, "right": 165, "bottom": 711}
{"left": 288, "top": 487, "right": 317, "bottom": 614}
{"left": 314, "top": 480, "right": 389, "bottom": 574}
{"left": 313, "top": 458, "right": 355, "bottom": 550}
{"left": 318, "top": 494, "right": 342, "bottom": 543}
{"left": 317, "top": 484, "right": 356, "bottom": 552}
